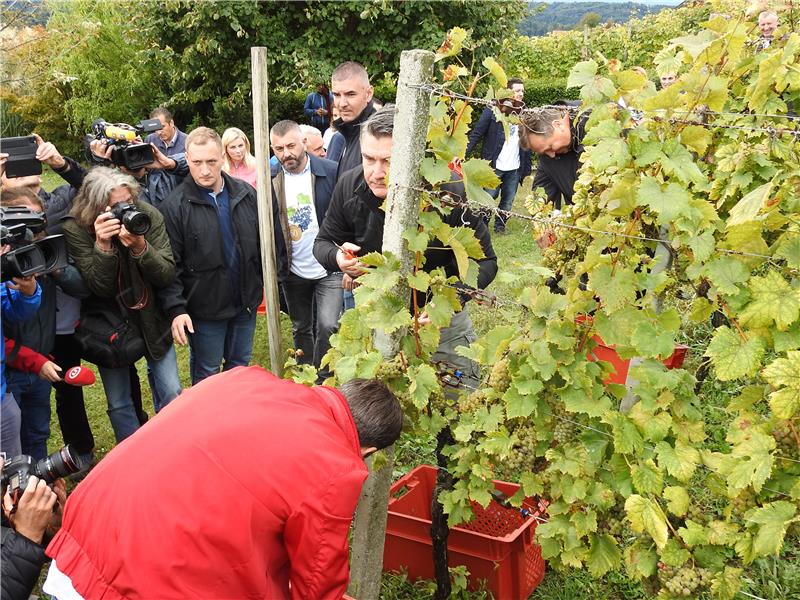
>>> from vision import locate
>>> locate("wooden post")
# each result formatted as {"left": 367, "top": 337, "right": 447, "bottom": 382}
{"left": 250, "top": 47, "right": 283, "bottom": 376}
{"left": 347, "top": 48, "right": 435, "bottom": 600}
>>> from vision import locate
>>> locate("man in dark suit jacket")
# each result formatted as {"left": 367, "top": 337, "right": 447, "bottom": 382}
{"left": 465, "top": 78, "right": 532, "bottom": 233}
{"left": 270, "top": 120, "right": 341, "bottom": 370}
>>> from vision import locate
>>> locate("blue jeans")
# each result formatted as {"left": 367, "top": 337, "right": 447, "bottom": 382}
{"left": 1, "top": 392, "right": 22, "bottom": 458}
{"left": 8, "top": 370, "right": 52, "bottom": 461}
{"left": 189, "top": 309, "right": 257, "bottom": 385}
{"left": 487, "top": 168, "right": 521, "bottom": 231}
{"left": 282, "top": 272, "right": 343, "bottom": 368}
{"left": 98, "top": 346, "right": 182, "bottom": 443}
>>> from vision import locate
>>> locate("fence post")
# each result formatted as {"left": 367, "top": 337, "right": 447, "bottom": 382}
{"left": 347, "top": 48, "right": 435, "bottom": 600}
{"left": 250, "top": 46, "right": 284, "bottom": 376}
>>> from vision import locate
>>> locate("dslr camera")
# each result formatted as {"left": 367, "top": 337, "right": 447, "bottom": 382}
{"left": 111, "top": 202, "right": 151, "bottom": 236}
{"left": 91, "top": 118, "right": 163, "bottom": 170}
{"left": 0, "top": 206, "right": 68, "bottom": 283}
{"left": 1, "top": 445, "right": 84, "bottom": 505}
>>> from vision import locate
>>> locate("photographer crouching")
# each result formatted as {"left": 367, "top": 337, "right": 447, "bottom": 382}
{"left": 63, "top": 167, "right": 181, "bottom": 443}
{"left": 1, "top": 453, "right": 68, "bottom": 600}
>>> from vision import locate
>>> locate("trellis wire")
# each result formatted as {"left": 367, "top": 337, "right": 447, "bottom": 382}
{"left": 410, "top": 185, "right": 798, "bottom": 270}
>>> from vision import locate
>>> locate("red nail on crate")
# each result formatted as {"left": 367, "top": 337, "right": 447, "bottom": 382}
{"left": 383, "top": 465, "right": 547, "bottom": 600}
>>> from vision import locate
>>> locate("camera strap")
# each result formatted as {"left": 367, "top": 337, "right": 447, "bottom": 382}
{"left": 115, "top": 243, "right": 149, "bottom": 311}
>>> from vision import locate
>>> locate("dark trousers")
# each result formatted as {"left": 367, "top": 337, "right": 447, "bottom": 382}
{"left": 282, "top": 272, "right": 343, "bottom": 368}
{"left": 52, "top": 334, "right": 94, "bottom": 455}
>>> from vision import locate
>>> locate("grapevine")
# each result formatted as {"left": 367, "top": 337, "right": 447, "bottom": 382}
{"left": 305, "top": 4, "right": 800, "bottom": 598}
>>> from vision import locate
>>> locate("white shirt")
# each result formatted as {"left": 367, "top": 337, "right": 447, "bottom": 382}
{"left": 283, "top": 158, "right": 327, "bottom": 280}
{"left": 495, "top": 124, "right": 521, "bottom": 172}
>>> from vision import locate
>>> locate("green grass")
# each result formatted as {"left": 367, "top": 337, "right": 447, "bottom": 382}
{"left": 39, "top": 177, "right": 800, "bottom": 599}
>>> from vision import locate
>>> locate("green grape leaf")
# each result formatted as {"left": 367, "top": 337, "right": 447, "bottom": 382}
{"left": 762, "top": 351, "right": 800, "bottom": 419}
{"left": 589, "top": 264, "right": 637, "bottom": 314}
{"left": 678, "top": 520, "right": 708, "bottom": 547}
{"left": 740, "top": 271, "right": 800, "bottom": 331}
{"left": 655, "top": 440, "right": 699, "bottom": 482}
{"left": 461, "top": 158, "right": 500, "bottom": 206}
{"left": 408, "top": 364, "right": 439, "bottom": 410}
{"left": 403, "top": 226, "right": 429, "bottom": 253}
{"left": 631, "top": 321, "right": 675, "bottom": 359}
{"left": 664, "top": 486, "right": 690, "bottom": 516}
{"left": 774, "top": 228, "right": 800, "bottom": 268}
{"left": 745, "top": 501, "right": 799, "bottom": 557}
{"left": 632, "top": 459, "right": 664, "bottom": 495}
{"left": 503, "top": 379, "right": 543, "bottom": 419}
{"left": 624, "top": 541, "right": 658, "bottom": 579}
{"left": 420, "top": 156, "right": 453, "bottom": 185}
{"left": 661, "top": 140, "right": 706, "bottom": 185}
{"left": 586, "top": 534, "right": 621, "bottom": 577}
{"left": 584, "top": 138, "right": 631, "bottom": 172}
{"left": 481, "top": 56, "right": 507, "bottom": 88}
{"left": 567, "top": 59, "right": 599, "bottom": 88}
{"left": 530, "top": 288, "right": 568, "bottom": 320}
{"left": 705, "top": 256, "right": 749, "bottom": 296}
{"left": 705, "top": 326, "right": 765, "bottom": 381}
{"left": 671, "top": 29, "right": 717, "bottom": 59}
{"left": 406, "top": 270, "right": 430, "bottom": 292}
{"left": 728, "top": 182, "right": 772, "bottom": 227}
{"left": 636, "top": 176, "right": 692, "bottom": 226}
{"left": 680, "top": 125, "right": 713, "bottom": 155}
{"left": 605, "top": 412, "right": 644, "bottom": 455}
{"left": 710, "top": 566, "right": 742, "bottom": 600}
{"left": 625, "top": 494, "right": 668, "bottom": 548}
{"left": 660, "top": 538, "right": 690, "bottom": 567}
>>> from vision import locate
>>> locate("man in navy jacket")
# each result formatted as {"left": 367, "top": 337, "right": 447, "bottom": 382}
{"left": 270, "top": 120, "right": 341, "bottom": 371}
{"left": 465, "top": 78, "right": 532, "bottom": 233}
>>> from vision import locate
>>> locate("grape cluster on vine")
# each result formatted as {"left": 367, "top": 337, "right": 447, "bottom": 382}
{"left": 488, "top": 357, "right": 511, "bottom": 392}
{"left": 657, "top": 563, "right": 713, "bottom": 598}
{"left": 772, "top": 421, "right": 797, "bottom": 456}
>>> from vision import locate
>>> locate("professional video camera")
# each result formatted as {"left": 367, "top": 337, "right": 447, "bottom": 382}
{"left": 0, "top": 206, "right": 67, "bottom": 282}
{"left": 1, "top": 445, "right": 83, "bottom": 506}
{"left": 91, "top": 118, "right": 163, "bottom": 170}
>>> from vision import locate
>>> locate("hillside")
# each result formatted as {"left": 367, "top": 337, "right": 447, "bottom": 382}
{"left": 519, "top": 1, "right": 672, "bottom": 36}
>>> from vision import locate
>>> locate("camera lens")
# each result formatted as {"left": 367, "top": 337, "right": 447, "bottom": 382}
{"left": 123, "top": 211, "right": 151, "bottom": 236}
{"left": 32, "top": 445, "right": 83, "bottom": 484}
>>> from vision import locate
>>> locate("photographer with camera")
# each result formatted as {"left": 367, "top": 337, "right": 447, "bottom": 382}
{"left": 1, "top": 453, "right": 68, "bottom": 600}
{"left": 63, "top": 167, "right": 181, "bottom": 443}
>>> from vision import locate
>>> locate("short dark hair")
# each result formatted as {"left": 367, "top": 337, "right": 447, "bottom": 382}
{"left": 338, "top": 378, "right": 403, "bottom": 450}
{"left": 150, "top": 107, "right": 173, "bottom": 122}
{"left": 270, "top": 119, "right": 301, "bottom": 138}
{"left": 360, "top": 104, "right": 396, "bottom": 144}
{"left": 507, "top": 77, "right": 524, "bottom": 89}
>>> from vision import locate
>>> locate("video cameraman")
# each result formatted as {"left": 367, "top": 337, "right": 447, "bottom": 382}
{"left": 88, "top": 129, "right": 189, "bottom": 210}
{"left": 63, "top": 167, "right": 181, "bottom": 443}
{"left": 0, "top": 456, "right": 66, "bottom": 600}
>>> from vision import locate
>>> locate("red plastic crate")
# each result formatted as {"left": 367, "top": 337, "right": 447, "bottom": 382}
{"left": 383, "top": 465, "right": 547, "bottom": 600}
{"left": 576, "top": 317, "right": 689, "bottom": 384}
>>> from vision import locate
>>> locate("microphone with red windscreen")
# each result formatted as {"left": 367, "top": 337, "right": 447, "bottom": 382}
{"left": 64, "top": 366, "right": 96, "bottom": 387}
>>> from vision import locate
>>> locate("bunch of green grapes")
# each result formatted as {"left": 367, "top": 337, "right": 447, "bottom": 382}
{"left": 686, "top": 503, "right": 709, "bottom": 524}
{"left": 488, "top": 357, "right": 511, "bottom": 393}
{"left": 730, "top": 490, "right": 757, "bottom": 515}
{"left": 495, "top": 425, "right": 538, "bottom": 480}
{"left": 658, "top": 564, "right": 712, "bottom": 597}
{"left": 459, "top": 389, "right": 490, "bottom": 414}
{"left": 598, "top": 505, "right": 627, "bottom": 541}
{"left": 773, "top": 422, "right": 797, "bottom": 456}
{"left": 375, "top": 355, "right": 405, "bottom": 380}
{"left": 552, "top": 417, "right": 577, "bottom": 444}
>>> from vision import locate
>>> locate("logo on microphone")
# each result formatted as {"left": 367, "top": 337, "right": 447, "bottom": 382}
{"left": 68, "top": 366, "right": 82, "bottom": 380}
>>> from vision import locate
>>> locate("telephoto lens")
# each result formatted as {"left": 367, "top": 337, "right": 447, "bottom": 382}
{"left": 32, "top": 445, "right": 84, "bottom": 483}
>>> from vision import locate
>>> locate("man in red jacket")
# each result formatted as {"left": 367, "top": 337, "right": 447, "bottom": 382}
{"left": 43, "top": 366, "right": 403, "bottom": 599}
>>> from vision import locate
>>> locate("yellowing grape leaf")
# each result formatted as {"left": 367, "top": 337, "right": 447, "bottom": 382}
{"left": 625, "top": 494, "right": 668, "bottom": 548}
{"left": 762, "top": 351, "right": 800, "bottom": 419}
{"left": 705, "top": 326, "right": 765, "bottom": 381}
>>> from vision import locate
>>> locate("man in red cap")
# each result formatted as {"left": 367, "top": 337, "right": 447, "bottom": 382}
{"left": 44, "top": 366, "right": 403, "bottom": 599}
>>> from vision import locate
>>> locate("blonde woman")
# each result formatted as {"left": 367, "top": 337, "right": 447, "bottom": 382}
{"left": 221, "top": 127, "right": 257, "bottom": 187}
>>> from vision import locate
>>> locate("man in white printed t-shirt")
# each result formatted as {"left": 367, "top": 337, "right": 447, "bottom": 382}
{"left": 270, "top": 121, "right": 341, "bottom": 374}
